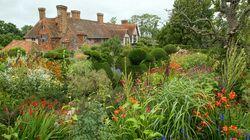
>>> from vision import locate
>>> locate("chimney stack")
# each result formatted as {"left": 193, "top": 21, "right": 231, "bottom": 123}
{"left": 97, "top": 13, "right": 104, "bottom": 24}
{"left": 121, "top": 20, "right": 128, "bottom": 25}
{"left": 71, "top": 10, "right": 81, "bottom": 20}
{"left": 38, "top": 8, "right": 46, "bottom": 20}
{"left": 56, "top": 5, "right": 68, "bottom": 33}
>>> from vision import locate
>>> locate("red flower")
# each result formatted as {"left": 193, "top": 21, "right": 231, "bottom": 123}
{"left": 221, "top": 88, "right": 226, "bottom": 94}
{"left": 220, "top": 97, "right": 228, "bottom": 103}
{"left": 146, "top": 106, "right": 151, "bottom": 113}
{"left": 114, "top": 109, "right": 120, "bottom": 115}
{"left": 229, "top": 91, "right": 236, "bottom": 100}
{"left": 200, "top": 121, "right": 208, "bottom": 127}
{"left": 215, "top": 101, "right": 221, "bottom": 107}
{"left": 29, "top": 108, "right": 33, "bottom": 116}
{"left": 112, "top": 116, "right": 118, "bottom": 122}
{"left": 222, "top": 125, "right": 229, "bottom": 133}
{"left": 41, "top": 100, "right": 47, "bottom": 108}
{"left": 217, "top": 92, "right": 223, "bottom": 98}
{"left": 121, "top": 113, "right": 126, "bottom": 118}
{"left": 231, "top": 138, "right": 237, "bottom": 140}
{"left": 47, "top": 103, "right": 53, "bottom": 109}
{"left": 31, "top": 101, "right": 38, "bottom": 107}
{"left": 230, "top": 125, "right": 238, "bottom": 131}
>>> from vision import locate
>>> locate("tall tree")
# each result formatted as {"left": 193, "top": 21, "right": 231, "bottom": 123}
{"left": 157, "top": 0, "right": 214, "bottom": 47}
{"left": 0, "top": 20, "right": 22, "bottom": 48}
{"left": 130, "top": 14, "right": 161, "bottom": 38}
{"left": 21, "top": 25, "right": 33, "bottom": 36}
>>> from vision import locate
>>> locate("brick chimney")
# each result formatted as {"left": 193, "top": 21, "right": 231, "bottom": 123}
{"left": 71, "top": 10, "right": 81, "bottom": 20}
{"left": 97, "top": 13, "right": 104, "bottom": 24}
{"left": 38, "top": 8, "right": 46, "bottom": 20}
{"left": 121, "top": 20, "right": 128, "bottom": 25}
{"left": 56, "top": 5, "right": 68, "bottom": 33}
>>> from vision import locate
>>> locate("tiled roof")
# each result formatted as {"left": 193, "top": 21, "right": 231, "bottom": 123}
{"left": 3, "top": 40, "right": 39, "bottom": 53}
{"left": 25, "top": 18, "right": 137, "bottom": 40}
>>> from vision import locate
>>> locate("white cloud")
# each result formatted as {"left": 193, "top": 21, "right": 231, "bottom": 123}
{"left": 0, "top": 0, "right": 174, "bottom": 28}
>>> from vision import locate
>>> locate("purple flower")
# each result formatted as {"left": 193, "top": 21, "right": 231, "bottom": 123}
{"left": 220, "top": 113, "right": 225, "bottom": 121}
{"left": 161, "top": 135, "right": 166, "bottom": 140}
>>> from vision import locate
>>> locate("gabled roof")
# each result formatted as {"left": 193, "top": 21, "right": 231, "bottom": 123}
{"left": 25, "top": 18, "right": 138, "bottom": 40}
{"left": 3, "top": 40, "right": 39, "bottom": 53}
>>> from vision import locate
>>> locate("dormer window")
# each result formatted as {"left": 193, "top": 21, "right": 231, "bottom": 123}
{"left": 42, "top": 25, "right": 45, "bottom": 30}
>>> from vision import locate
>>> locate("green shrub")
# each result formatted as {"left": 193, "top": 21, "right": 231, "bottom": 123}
{"left": 163, "top": 44, "right": 178, "bottom": 54}
{"left": 178, "top": 44, "right": 192, "bottom": 50}
{"left": 93, "top": 62, "right": 114, "bottom": 81}
{"left": 44, "top": 48, "right": 70, "bottom": 60}
{"left": 128, "top": 48, "right": 147, "bottom": 65}
{"left": 72, "top": 100, "right": 113, "bottom": 140}
{"left": 68, "top": 61, "right": 111, "bottom": 97}
{"left": 7, "top": 47, "right": 26, "bottom": 57}
{"left": 0, "top": 67, "right": 65, "bottom": 102}
{"left": 84, "top": 50, "right": 102, "bottom": 61}
{"left": 150, "top": 48, "right": 167, "bottom": 61}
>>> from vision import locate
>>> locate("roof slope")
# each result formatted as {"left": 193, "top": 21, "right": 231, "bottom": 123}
{"left": 3, "top": 40, "right": 39, "bottom": 53}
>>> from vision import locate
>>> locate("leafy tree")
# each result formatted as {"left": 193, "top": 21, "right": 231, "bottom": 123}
{"left": 130, "top": 14, "right": 161, "bottom": 38}
{"left": 109, "top": 17, "right": 117, "bottom": 24}
{"left": 21, "top": 25, "right": 33, "bottom": 36}
{"left": 157, "top": 0, "right": 214, "bottom": 48}
{"left": 0, "top": 20, "right": 22, "bottom": 47}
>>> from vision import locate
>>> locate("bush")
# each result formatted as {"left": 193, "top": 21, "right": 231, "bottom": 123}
{"left": 93, "top": 62, "right": 114, "bottom": 81}
{"left": 150, "top": 48, "right": 167, "bottom": 61}
{"left": 163, "top": 44, "right": 178, "bottom": 54}
{"left": 72, "top": 100, "right": 113, "bottom": 140}
{"left": 0, "top": 67, "right": 65, "bottom": 102}
{"left": 7, "top": 47, "right": 26, "bottom": 57}
{"left": 128, "top": 48, "right": 147, "bottom": 65}
{"left": 84, "top": 50, "right": 102, "bottom": 61}
{"left": 44, "top": 48, "right": 70, "bottom": 60}
{"left": 115, "top": 56, "right": 130, "bottom": 72}
{"left": 68, "top": 61, "right": 111, "bottom": 97}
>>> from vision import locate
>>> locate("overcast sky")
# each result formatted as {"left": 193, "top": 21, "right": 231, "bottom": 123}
{"left": 0, "top": 0, "right": 174, "bottom": 28}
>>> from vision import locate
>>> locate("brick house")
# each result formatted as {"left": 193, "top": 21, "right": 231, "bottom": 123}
{"left": 24, "top": 5, "right": 140, "bottom": 51}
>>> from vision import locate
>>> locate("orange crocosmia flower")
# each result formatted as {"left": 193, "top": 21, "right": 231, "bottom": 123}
{"left": 215, "top": 101, "right": 221, "bottom": 107}
{"left": 200, "top": 121, "right": 208, "bottom": 127}
{"left": 217, "top": 93, "right": 223, "bottom": 98}
{"left": 204, "top": 112, "right": 209, "bottom": 118}
{"left": 121, "top": 113, "right": 126, "bottom": 118}
{"left": 118, "top": 106, "right": 124, "bottom": 112}
{"left": 114, "top": 109, "right": 120, "bottom": 115}
{"left": 220, "top": 97, "right": 228, "bottom": 103}
{"left": 31, "top": 101, "right": 38, "bottom": 107}
{"left": 221, "top": 88, "right": 226, "bottom": 94}
{"left": 230, "top": 125, "right": 238, "bottom": 131}
{"left": 112, "top": 116, "right": 118, "bottom": 122}
{"left": 229, "top": 91, "right": 236, "bottom": 100}
{"left": 29, "top": 108, "right": 33, "bottom": 116}
{"left": 222, "top": 125, "right": 229, "bottom": 133}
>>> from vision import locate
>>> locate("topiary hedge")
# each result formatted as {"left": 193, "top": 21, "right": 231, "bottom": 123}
{"left": 150, "top": 48, "right": 167, "bottom": 61}
{"left": 163, "top": 44, "right": 178, "bottom": 54}
{"left": 128, "top": 48, "right": 147, "bottom": 65}
{"left": 7, "top": 47, "right": 26, "bottom": 57}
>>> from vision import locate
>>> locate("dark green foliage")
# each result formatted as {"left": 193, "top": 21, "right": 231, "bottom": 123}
{"left": 163, "top": 44, "right": 178, "bottom": 54}
{"left": 136, "top": 37, "right": 158, "bottom": 47}
{"left": 0, "top": 20, "right": 23, "bottom": 47}
{"left": 150, "top": 48, "right": 167, "bottom": 61}
{"left": 178, "top": 44, "right": 192, "bottom": 50}
{"left": 115, "top": 56, "right": 130, "bottom": 71}
{"left": 93, "top": 62, "right": 114, "bottom": 81}
{"left": 7, "top": 47, "right": 26, "bottom": 57}
{"left": 44, "top": 47, "right": 71, "bottom": 60}
{"left": 84, "top": 50, "right": 102, "bottom": 61}
{"left": 128, "top": 48, "right": 147, "bottom": 65}
{"left": 101, "top": 36, "right": 122, "bottom": 56}
{"left": 21, "top": 25, "right": 33, "bottom": 36}
{"left": 129, "top": 63, "right": 148, "bottom": 77}
{"left": 0, "top": 33, "right": 22, "bottom": 47}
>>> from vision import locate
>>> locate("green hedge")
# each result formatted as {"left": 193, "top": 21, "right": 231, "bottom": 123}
{"left": 150, "top": 48, "right": 167, "bottom": 61}
{"left": 7, "top": 47, "right": 26, "bottom": 57}
{"left": 163, "top": 44, "right": 178, "bottom": 54}
{"left": 128, "top": 48, "right": 147, "bottom": 65}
